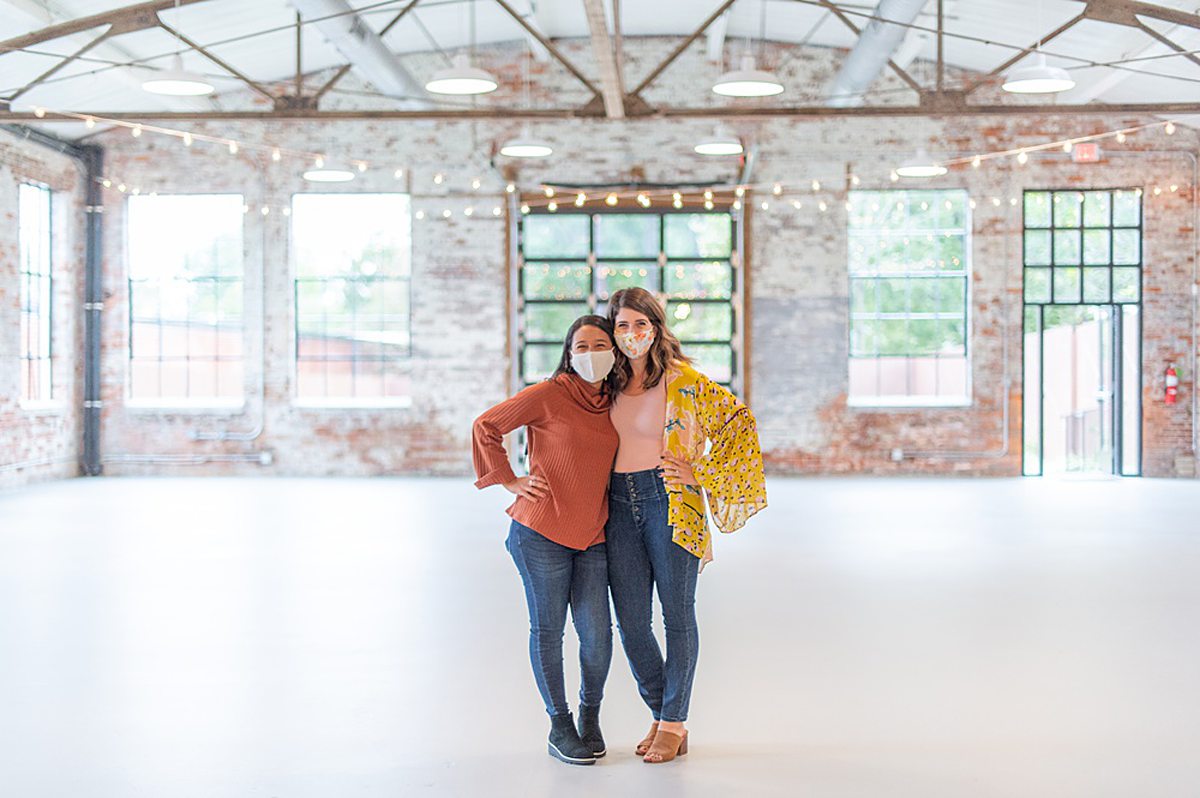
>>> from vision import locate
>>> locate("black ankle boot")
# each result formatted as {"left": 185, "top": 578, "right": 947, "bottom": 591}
{"left": 548, "top": 713, "right": 596, "bottom": 765}
{"left": 577, "top": 704, "right": 606, "bottom": 757}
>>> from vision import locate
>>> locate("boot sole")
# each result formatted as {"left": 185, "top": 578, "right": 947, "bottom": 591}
{"left": 548, "top": 741, "right": 596, "bottom": 766}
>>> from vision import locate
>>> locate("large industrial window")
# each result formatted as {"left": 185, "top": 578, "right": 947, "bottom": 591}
{"left": 847, "top": 189, "right": 970, "bottom": 405}
{"left": 1022, "top": 189, "right": 1142, "bottom": 476}
{"left": 19, "top": 182, "right": 53, "bottom": 402}
{"left": 292, "top": 193, "right": 412, "bottom": 402}
{"left": 127, "top": 194, "right": 244, "bottom": 403}
{"left": 518, "top": 209, "right": 739, "bottom": 391}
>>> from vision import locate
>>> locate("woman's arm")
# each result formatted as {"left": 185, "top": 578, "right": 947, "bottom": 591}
{"left": 472, "top": 383, "right": 549, "bottom": 491}
{"left": 691, "top": 376, "right": 768, "bottom": 534}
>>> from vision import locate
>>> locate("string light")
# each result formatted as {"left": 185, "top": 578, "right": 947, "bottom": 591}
{"left": 471, "top": 177, "right": 482, "bottom": 190}
{"left": 605, "top": 193, "right": 618, "bottom": 206}
{"left": 1062, "top": 141, "right": 1072, "bottom": 153}
{"left": 131, "top": 125, "right": 142, "bottom": 138}
{"left": 760, "top": 200, "right": 769, "bottom": 211}
{"left": 415, "top": 210, "right": 426, "bottom": 220}
{"left": 182, "top": 132, "right": 193, "bottom": 147}
{"left": 464, "top": 206, "right": 474, "bottom": 216}
{"left": 703, "top": 189, "right": 714, "bottom": 201}
{"left": 442, "top": 209, "right": 452, "bottom": 218}
{"left": 33, "top": 107, "right": 45, "bottom": 118}
{"left": 433, "top": 172, "right": 444, "bottom": 184}
{"left": 811, "top": 179, "right": 821, "bottom": 192}
{"left": 1165, "top": 121, "right": 1176, "bottom": 135}
{"left": 1171, "top": 184, "right": 1179, "bottom": 192}
{"left": 851, "top": 174, "right": 861, "bottom": 186}
{"left": 772, "top": 183, "right": 782, "bottom": 196}
{"left": 506, "top": 183, "right": 516, "bottom": 193}
{"left": 520, "top": 203, "right": 531, "bottom": 214}
{"left": 394, "top": 168, "right": 404, "bottom": 179}
{"left": 818, "top": 200, "right": 828, "bottom": 212}
{"left": 84, "top": 116, "right": 95, "bottom": 129}
{"left": 314, "top": 155, "right": 325, "bottom": 168}
{"left": 890, "top": 170, "right": 899, "bottom": 182}
{"left": 575, "top": 193, "right": 586, "bottom": 207}
{"left": 547, "top": 201, "right": 558, "bottom": 212}
{"left": 735, "top": 186, "right": 746, "bottom": 198}
{"left": 1116, "top": 131, "right": 1127, "bottom": 143}
{"left": 356, "top": 161, "right": 368, "bottom": 173}
{"left": 260, "top": 205, "right": 270, "bottom": 215}
{"left": 228, "top": 141, "right": 238, "bottom": 154}
{"left": 1017, "top": 150, "right": 1028, "bottom": 165}
{"left": 704, "top": 199, "right": 714, "bottom": 210}
{"left": 544, "top": 186, "right": 555, "bottom": 198}
{"left": 271, "top": 147, "right": 281, "bottom": 161}
{"left": 492, "top": 207, "right": 502, "bottom": 216}
{"left": 971, "top": 155, "right": 981, "bottom": 168}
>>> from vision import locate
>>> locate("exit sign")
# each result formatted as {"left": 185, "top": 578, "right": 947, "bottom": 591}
{"left": 1073, "top": 142, "right": 1102, "bottom": 163}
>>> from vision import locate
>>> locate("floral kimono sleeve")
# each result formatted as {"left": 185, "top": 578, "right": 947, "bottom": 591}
{"left": 692, "top": 375, "right": 768, "bottom": 534}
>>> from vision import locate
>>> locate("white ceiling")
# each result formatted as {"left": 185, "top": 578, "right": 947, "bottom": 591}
{"left": 3, "top": 0, "right": 1200, "bottom": 134}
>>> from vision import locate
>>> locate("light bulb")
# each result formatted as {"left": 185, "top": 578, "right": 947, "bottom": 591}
{"left": 818, "top": 200, "right": 828, "bottom": 212}
{"left": 492, "top": 207, "right": 502, "bottom": 217}
{"left": 605, "top": 193, "right": 618, "bottom": 206}
{"left": 415, "top": 210, "right": 426, "bottom": 220}
{"left": 33, "top": 107, "right": 45, "bottom": 118}
{"left": 575, "top": 193, "right": 586, "bottom": 207}
{"left": 811, "top": 179, "right": 821, "bottom": 192}
{"left": 772, "top": 183, "right": 782, "bottom": 196}
{"left": 85, "top": 117, "right": 95, "bottom": 129}
{"left": 1017, "top": 151, "right": 1028, "bottom": 165}
{"left": 228, "top": 141, "right": 239, "bottom": 154}
{"left": 548, "top": 201, "right": 558, "bottom": 212}
{"left": 506, "top": 183, "right": 516, "bottom": 193}
{"left": 1062, "top": 142, "right": 1073, "bottom": 153}
{"left": 271, "top": 147, "right": 281, "bottom": 161}
{"left": 971, "top": 155, "right": 981, "bottom": 168}
{"left": 356, "top": 162, "right": 368, "bottom": 173}
{"left": 131, "top": 125, "right": 142, "bottom": 138}
{"left": 1116, "top": 131, "right": 1127, "bottom": 143}
{"left": 394, "top": 168, "right": 404, "bottom": 179}
{"left": 704, "top": 200, "right": 714, "bottom": 210}
{"left": 703, "top": 189, "right": 713, "bottom": 200}
{"left": 464, "top": 206, "right": 474, "bottom": 216}
{"left": 735, "top": 186, "right": 745, "bottom": 197}
{"left": 1165, "top": 121, "right": 1176, "bottom": 135}
{"left": 520, "top": 204, "right": 531, "bottom": 214}
{"left": 182, "top": 132, "right": 193, "bottom": 147}
{"left": 314, "top": 155, "right": 325, "bottom": 168}
{"left": 471, "top": 177, "right": 481, "bottom": 190}
{"left": 442, "top": 209, "right": 452, "bottom": 218}
{"left": 544, "top": 186, "right": 554, "bottom": 198}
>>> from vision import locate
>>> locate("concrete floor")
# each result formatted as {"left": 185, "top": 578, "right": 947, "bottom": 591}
{"left": 1, "top": 476, "right": 1198, "bottom": 797}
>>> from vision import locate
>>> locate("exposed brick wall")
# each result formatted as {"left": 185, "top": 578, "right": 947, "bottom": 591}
{"left": 25, "top": 38, "right": 1199, "bottom": 479}
{"left": 0, "top": 129, "right": 86, "bottom": 489}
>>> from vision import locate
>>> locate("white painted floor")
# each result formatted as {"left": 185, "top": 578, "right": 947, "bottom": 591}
{"left": 1, "top": 476, "right": 1198, "bottom": 797}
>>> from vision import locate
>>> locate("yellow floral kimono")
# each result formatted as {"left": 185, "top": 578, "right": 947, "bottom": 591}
{"left": 661, "top": 360, "right": 767, "bottom": 562}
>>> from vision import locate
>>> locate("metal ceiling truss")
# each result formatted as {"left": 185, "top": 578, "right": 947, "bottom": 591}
{"left": 4, "top": 0, "right": 1200, "bottom": 124}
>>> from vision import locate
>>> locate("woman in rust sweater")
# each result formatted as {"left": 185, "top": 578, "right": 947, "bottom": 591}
{"left": 472, "top": 315, "right": 619, "bottom": 766}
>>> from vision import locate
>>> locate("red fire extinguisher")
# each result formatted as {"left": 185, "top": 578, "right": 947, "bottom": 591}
{"left": 1165, "top": 364, "right": 1179, "bottom": 405}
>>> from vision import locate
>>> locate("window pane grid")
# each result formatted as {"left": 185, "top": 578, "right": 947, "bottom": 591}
{"left": 19, "top": 183, "right": 53, "bottom": 401}
{"left": 517, "top": 208, "right": 738, "bottom": 388}
{"left": 291, "top": 194, "right": 413, "bottom": 401}
{"left": 848, "top": 190, "right": 970, "bottom": 403}
{"left": 1023, "top": 189, "right": 1143, "bottom": 306}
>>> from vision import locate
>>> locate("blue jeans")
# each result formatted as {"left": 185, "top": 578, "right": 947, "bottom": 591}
{"left": 605, "top": 468, "right": 700, "bottom": 723}
{"left": 506, "top": 521, "right": 613, "bottom": 717}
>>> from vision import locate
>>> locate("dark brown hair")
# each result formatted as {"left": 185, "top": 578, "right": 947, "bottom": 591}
{"left": 552, "top": 314, "right": 616, "bottom": 395}
{"left": 606, "top": 287, "right": 690, "bottom": 393}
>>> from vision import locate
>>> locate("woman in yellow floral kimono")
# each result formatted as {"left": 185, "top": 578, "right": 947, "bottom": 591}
{"left": 604, "top": 287, "right": 767, "bottom": 764}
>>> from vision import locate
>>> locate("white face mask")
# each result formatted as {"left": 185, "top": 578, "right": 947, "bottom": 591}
{"left": 571, "top": 349, "right": 616, "bottom": 383}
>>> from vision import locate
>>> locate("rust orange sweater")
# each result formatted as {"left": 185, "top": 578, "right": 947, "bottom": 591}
{"left": 472, "top": 374, "right": 618, "bottom": 550}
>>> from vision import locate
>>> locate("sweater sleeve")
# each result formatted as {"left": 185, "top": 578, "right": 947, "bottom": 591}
{"left": 692, "top": 374, "right": 768, "bottom": 534}
{"left": 472, "top": 383, "right": 548, "bottom": 490}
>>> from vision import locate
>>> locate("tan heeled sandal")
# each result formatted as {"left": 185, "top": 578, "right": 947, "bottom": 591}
{"left": 642, "top": 728, "right": 688, "bottom": 764}
{"left": 635, "top": 722, "right": 659, "bottom": 756}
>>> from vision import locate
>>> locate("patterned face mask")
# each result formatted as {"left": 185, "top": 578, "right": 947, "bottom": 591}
{"left": 616, "top": 328, "right": 656, "bottom": 359}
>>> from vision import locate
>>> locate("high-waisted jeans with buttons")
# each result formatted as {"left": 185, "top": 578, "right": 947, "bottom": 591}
{"left": 605, "top": 468, "right": 700, "bottom": 723}
{"left": 506, "top": 520, "right": 613, "bottom": 718}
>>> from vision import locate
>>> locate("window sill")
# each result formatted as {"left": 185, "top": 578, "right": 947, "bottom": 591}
{"left": 848, "top": 396, "right": 972, "bottom": 409}
{"left": 125, "top": 399, "right": 247, "bottom": 415}
{"left": 20, "top": 400, "right": 67, "bottom": 415}
{"left": 292, "top": 397, "right": 414, "bottom": 410}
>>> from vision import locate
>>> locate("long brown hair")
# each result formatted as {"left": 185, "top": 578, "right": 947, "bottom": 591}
{"left": 607, "top": 287, "right": 690, "bottom": 393}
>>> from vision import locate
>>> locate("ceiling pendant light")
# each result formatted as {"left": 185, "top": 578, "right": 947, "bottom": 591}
{"left": 500, "top": 129, "right": 553, "bottom": 158}
{"left": 425, "top": 54, "right": 498, "bottom": 95}
{"left": 1002, "top": 54, "right": 1074, "bottom": 95}
{"left": 895, "top": 150, "right": 947, "bottom": 179}
{"left": 427, "top": 2, "right": 497, "bottom": 96}
{"left": 694, "top": 126, "right": 743, "bottom": 156}
{"left": 143, "top": 53, "right": 215, "bottom": 96}
{"left": 303, "top": 162, "right": 356, "bottom": 182}
{"left": 712, "top": 55, "right": 784, "bottom": 97}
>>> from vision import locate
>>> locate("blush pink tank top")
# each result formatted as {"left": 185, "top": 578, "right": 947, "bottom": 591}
{"left": 610, "top": 379, "right": 667, "bottom": 473}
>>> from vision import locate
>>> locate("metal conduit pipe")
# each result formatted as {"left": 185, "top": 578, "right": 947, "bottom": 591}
{"left": 0, "top": 455, "right": 77, "bottom": 475}
{"left": 825, "top": 0, "right": 930, "bottom": 108}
